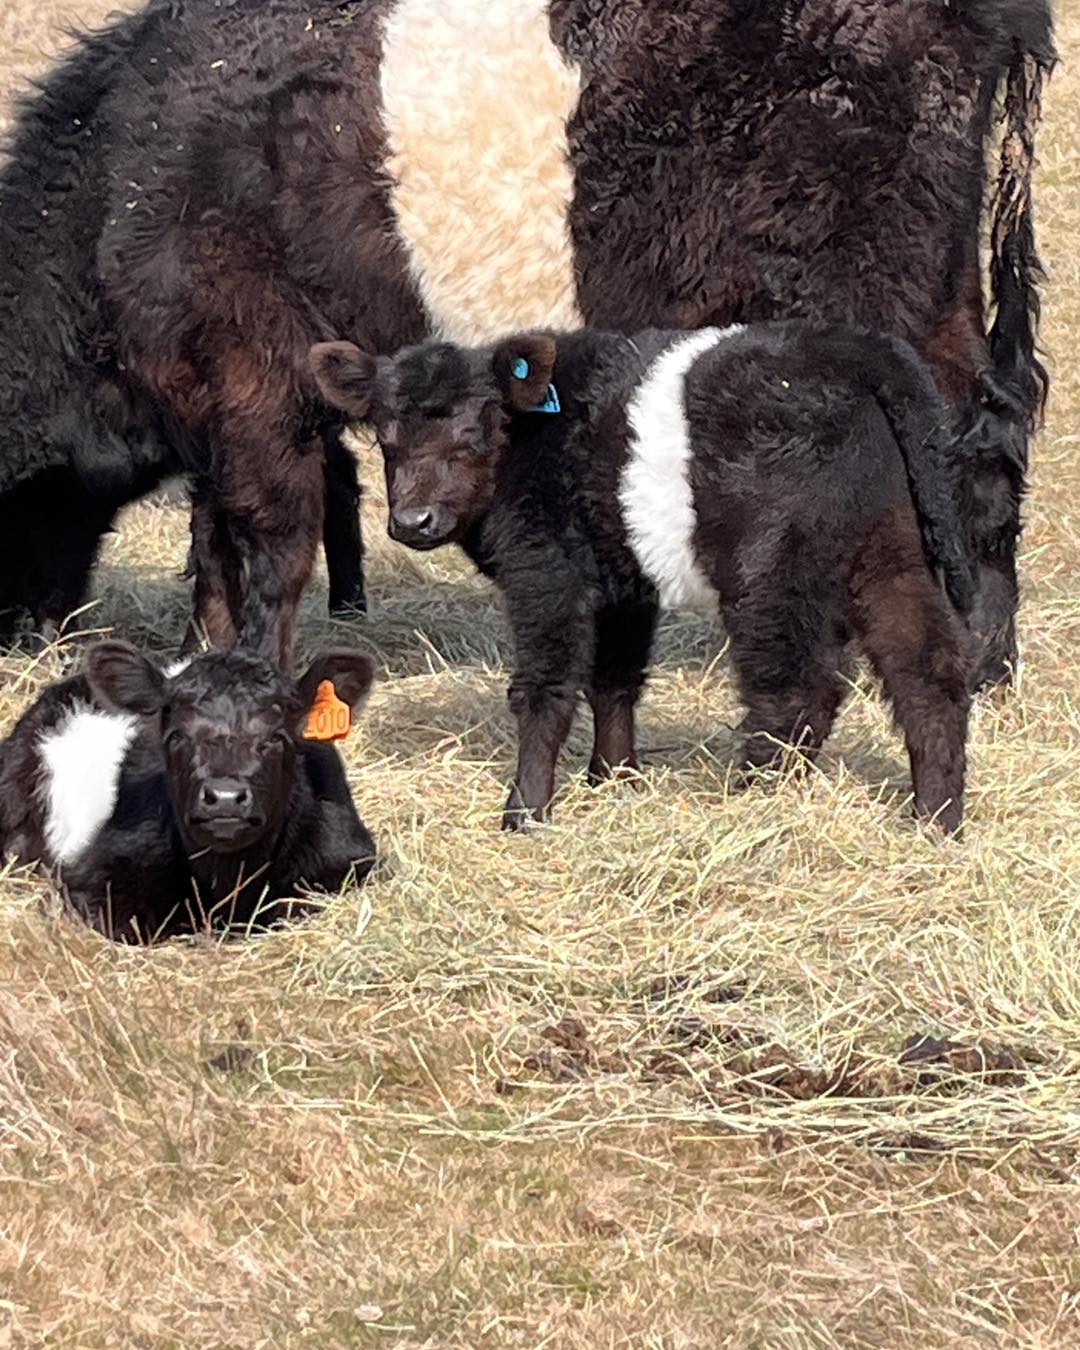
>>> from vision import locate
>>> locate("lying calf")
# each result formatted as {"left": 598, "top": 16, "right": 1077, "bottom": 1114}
{"left": 311, "top": 321, "right": 975, "bottom": 833}
{"left": 0, "top": 643, "right": 376, "bottom": 940}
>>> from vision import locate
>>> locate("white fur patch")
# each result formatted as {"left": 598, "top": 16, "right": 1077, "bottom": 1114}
{"left": 380, "top": 0, "right": 583, "bottom": 343}
{"left": 618, "top": 327, "right": 746, "bottom": 609}
{"left": 38, "top": 704, "right": 137, "bottom": 865}
{"left": 35, "top": 657, "right": 189, "bottom": 866}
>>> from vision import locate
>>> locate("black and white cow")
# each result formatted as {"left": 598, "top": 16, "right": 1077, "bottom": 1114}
{"left": 0, "top": 644, "right": 376, "bottom": 941}
{"left": 311, "top": 321, "right": 975, "bottom": 833}
{"left": 0, "top": 0, "right": 1054, "bottom": 680}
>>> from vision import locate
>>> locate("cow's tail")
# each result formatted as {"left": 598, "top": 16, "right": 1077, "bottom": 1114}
{"left": 983, "top": 8, "right": 1056, "bottom": 458}
{"left": 859, "top": 335, "right": 978, "bottom": 616}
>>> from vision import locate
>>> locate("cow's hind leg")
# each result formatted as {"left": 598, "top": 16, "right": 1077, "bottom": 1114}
{"left": 850, "top": 529, "right": 971, "bottom": 834}
{"left": 0, "top": 471, "right": 116, "bottom": 649}
{"left": 322, "top": 427, "right": 367, "bottom": 618}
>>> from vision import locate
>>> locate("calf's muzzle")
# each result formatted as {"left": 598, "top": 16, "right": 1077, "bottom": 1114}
{"left": 389, "top": 504, "right": 457, "bottom": 550}
{"left": 189, "top": 777, "right": 266, "bottom": 849}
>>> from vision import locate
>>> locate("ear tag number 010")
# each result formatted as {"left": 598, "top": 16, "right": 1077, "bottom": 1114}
{"left": 304, "top": 680, "right": 352, "bottom": 742}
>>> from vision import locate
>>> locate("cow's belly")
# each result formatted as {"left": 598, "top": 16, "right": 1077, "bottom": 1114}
{"left": 379, "top": 0, "right": 584, "bottom": 344}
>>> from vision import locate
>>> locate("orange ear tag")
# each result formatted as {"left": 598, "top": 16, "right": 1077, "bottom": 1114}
{"left": 303, "top": 680, "right": 352, "bottom": 742}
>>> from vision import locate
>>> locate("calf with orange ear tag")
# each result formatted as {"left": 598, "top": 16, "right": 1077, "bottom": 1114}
{"left": 0, "top": 642, "right": 379, "bottom": 942}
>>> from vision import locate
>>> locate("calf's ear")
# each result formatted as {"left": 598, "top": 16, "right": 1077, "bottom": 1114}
{"left": 492, "top": 333, "right": 558, "bottom": 411}
{"left": 86, "top": 641, "right": 166, "bottom": 715}
{"left": 309, "top": 341, "right": 377, "bottom": 420}
{"left": 297, "top": 650, "right": 376, "bottom": 717}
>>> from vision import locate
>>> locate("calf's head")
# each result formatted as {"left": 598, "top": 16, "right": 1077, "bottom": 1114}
{"left": 87, "top": 644, "right": 374, "bottom": 854}
{"left": 310, "top": 333, "right": 558, "bottom": 550}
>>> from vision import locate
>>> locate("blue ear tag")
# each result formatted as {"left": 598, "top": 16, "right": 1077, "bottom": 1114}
{"left": 510, "top": 354, "right": 560, "bottom": 414}
{"left": 531, "top": 383, "right": 561, "bottom": 414}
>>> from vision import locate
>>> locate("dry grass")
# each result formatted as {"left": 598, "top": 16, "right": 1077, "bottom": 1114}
{"left": 3, "top": 3, "right": 1080, "bottom": 1346}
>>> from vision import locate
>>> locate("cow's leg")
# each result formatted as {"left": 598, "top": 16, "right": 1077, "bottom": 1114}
{"left": 30, "top": 507, "right": 115, "bottom": 647}
{"left": 851, "top": 552, "right": 970, "bottom": 835}
{"left": 586, "top": 598, "right": 657, "bottom": 784}
{"left": 322, "top": 428, "right": 367, "bottom": 618}
{"left": 182, "top": 485, "right": 242, "bottom": 653}
{"left": 0, "top": 472, "right": 115, "bottom": 649}
{"left": 501, "top": 562, "right": 591, "bottom": 832}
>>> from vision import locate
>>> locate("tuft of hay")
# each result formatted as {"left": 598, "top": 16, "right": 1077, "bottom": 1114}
{"left": 1, "top": 4, "right": 1080, "bottom": 1344}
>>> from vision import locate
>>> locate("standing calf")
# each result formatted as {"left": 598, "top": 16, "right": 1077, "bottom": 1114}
{"left": 0, "top": 645, "right": 377, "bottom": 941}
{"left": 312, "top": 321, "right": 976, "bottom": 833}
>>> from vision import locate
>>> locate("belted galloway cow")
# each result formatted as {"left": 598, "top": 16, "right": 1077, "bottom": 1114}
{"left": 0, "top": 0, "right": 1054, "bottom": 681}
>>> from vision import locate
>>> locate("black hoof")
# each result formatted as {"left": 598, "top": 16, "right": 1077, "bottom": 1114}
{"left": 501, "top": 786, "right": 547, "bottom": 833}
{"left": 328, "top": 596, "right": 368, "bottom": 621}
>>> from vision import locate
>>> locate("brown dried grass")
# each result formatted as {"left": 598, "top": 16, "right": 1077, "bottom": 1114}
{"left": 2, "top": 3, "right": 1080, "bottom": 1346}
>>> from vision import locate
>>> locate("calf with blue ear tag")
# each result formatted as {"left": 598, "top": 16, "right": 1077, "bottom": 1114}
{"left": 511, "top": 356, "right": 561, "bottom": 414}
{"left": 0, "top": 641, "right": 380, "bottom": 942}
{"left": 312, "top": 320, "right": 974, "bottom": 837}
{"left": 311, "top": 331, "right": 561, "bottom": 556}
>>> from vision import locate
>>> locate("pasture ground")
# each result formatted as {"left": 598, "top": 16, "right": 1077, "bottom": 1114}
{"left": 2, "top": 3, "right": 1080, "bottom": 1345}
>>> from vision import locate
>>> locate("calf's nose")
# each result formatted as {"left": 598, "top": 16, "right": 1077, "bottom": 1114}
{"left": 198, "top": 779, "right": 252, "bottom": 816}
{"left": 389, "top": 504, "right": 454, "bottom": 548}
{"left": 390, "top": 505, "right": 434, "bottom": 540}
{"left": 395, "top": 506, "right": 433, "bottom": 532}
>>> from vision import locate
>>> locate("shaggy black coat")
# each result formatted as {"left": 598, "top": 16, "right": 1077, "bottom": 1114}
{"left": 312, "top": 321, "right": 975, "bottom": 834}
{"left": 0, "top": 645, "right": 376, "bottom": 942}
{"left": 0, "top": 0, "right": 1053, "bottom": 681}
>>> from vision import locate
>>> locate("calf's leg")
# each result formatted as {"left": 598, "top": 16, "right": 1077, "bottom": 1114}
{"left": 850, "top": 552, "right": 970, "bottom": 834}
{"left": 586, "top": 598, "right": 657, "bottom": 784}
{"left": 214, "top": 417, "right": 326, "bottom": 668}
{"left": 235, "top": 501, "right": 324, "bottom": 667}
{"left": 322, "top": 428, "right": 367, "bottom": 618}
{"left": 501, "top": 564, "right": 591, "bottom": 831}
{"left": 722, "top": 571, "right": 848, "bottom": 780}
{"left": 182, "top": 485, "right": 242, "bottom": 652}
{"left": 733, "top": 663, "right": 848, "bottom": 778}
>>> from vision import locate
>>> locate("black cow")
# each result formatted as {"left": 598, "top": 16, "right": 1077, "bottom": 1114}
{"left": 0, "top": 643, "right": 376, "bottom": 941}
{"left": 0, "top": 0, "right": 1053, "bottom": 678}
{"left": 311, "top": 322, "right": 976, "bottom": 833}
